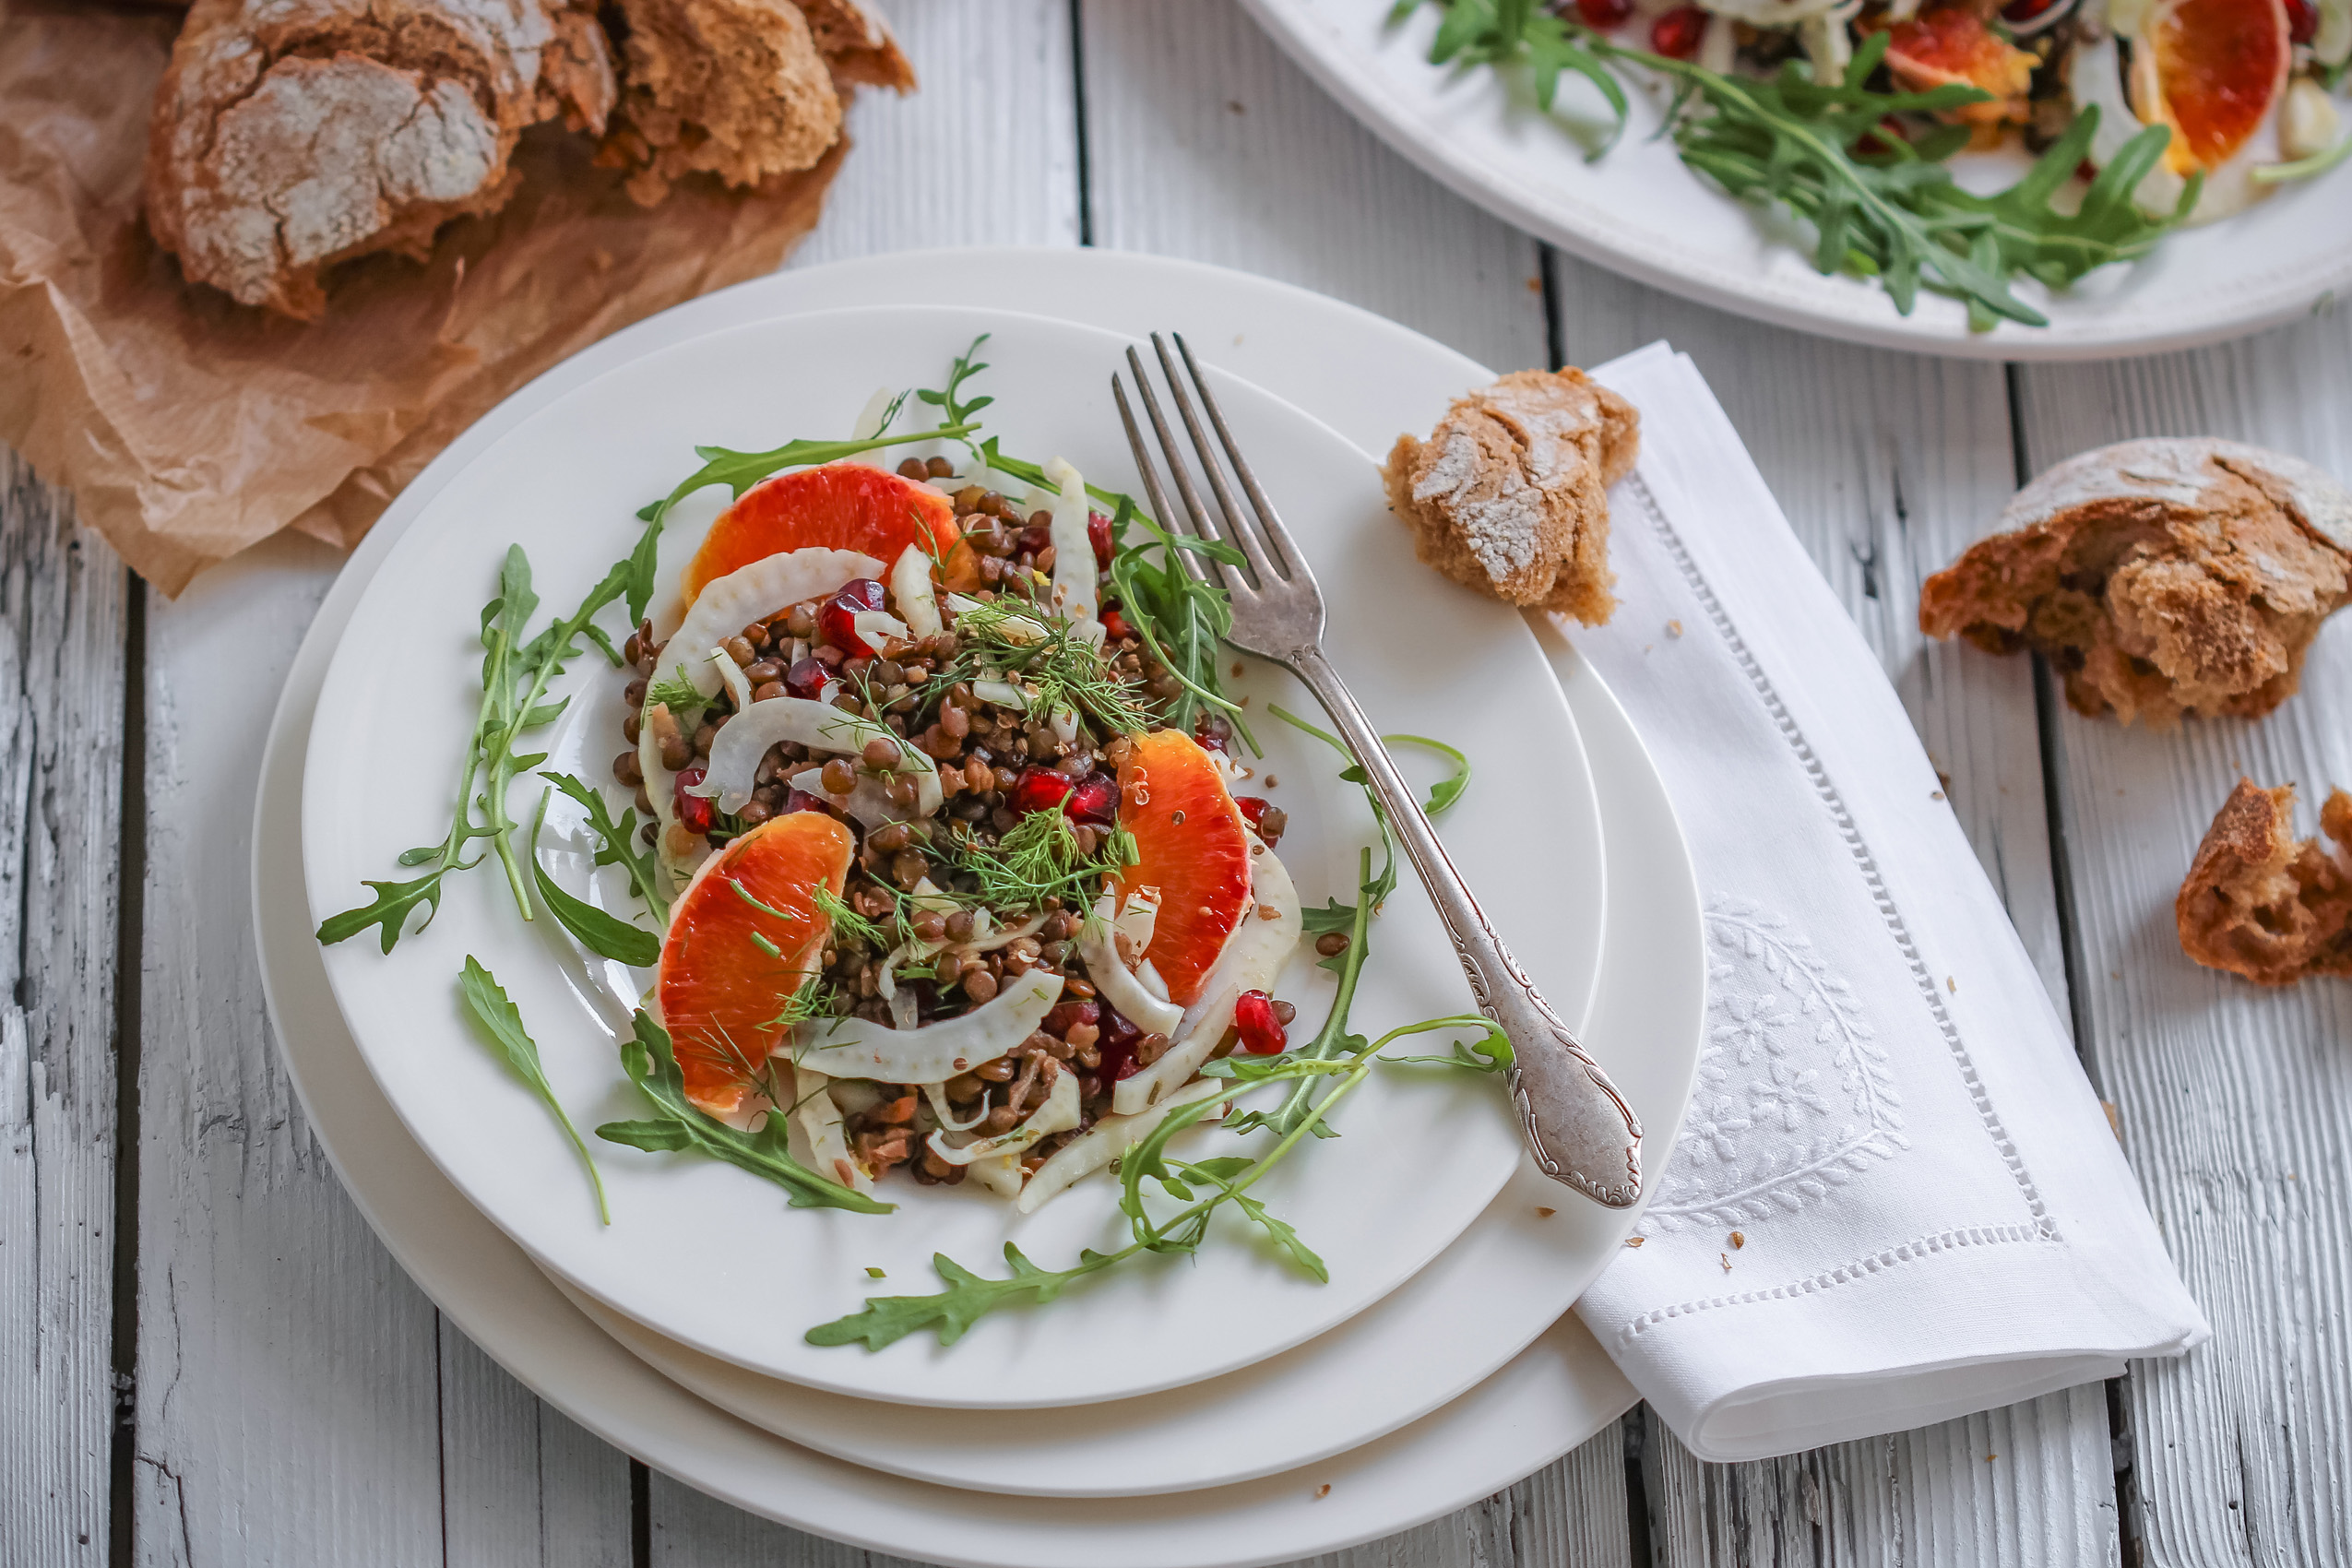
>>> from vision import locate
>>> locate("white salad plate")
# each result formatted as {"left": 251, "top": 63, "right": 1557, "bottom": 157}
{"left": 256, "top": 246, "right": 1705, "bottom": 1565}
{"left": 303, "top": 303, "right": 1610, "bottom": 1409}
{"left": 1243, "top": 0, "right": 2352, "bottom": 360}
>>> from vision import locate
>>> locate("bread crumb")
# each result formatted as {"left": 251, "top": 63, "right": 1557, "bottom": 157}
{"left": 1383, "top": 369, "right": 1638, "bottom": 625}
{"left": 2101, "top": 1101, "right": 2121, "bottom": 1142}
{"left": 1314, "top": 1483, "right": 1331, "bottom": 1500}
{"left": 1535, "top": 1206, "right": 1556, "bottom": 1218}
{"left": 1666, "top": 619, "right": 1683, "bottom": 637}
{"left": 1623, "top": 1236, "right": 1645, "bottom": 1248}
{"left": 1719, "top": 1253, "right": 1732, "bottom": 1272}
{"left": 2177, "top": 778, "right": 2352, "bottom": 983}
{"left": 1931, "top": 790, "right": 1946, "bottom": 801}
{"left": 1729, "top": 1230, "right": 1745, "bottom": 1249}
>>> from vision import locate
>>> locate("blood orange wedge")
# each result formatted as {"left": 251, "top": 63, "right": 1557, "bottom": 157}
{"left": 2140, "top": 0, "right": 2289, "bottom": 172}
{"left": 683, "top": 465, "right": 969, "bottom": 606}
{"left": 657, "top": 811, "right": 854, "bottom": 1118}
{"left": 1882, "top": 10, "right": 2037, "bottom": 124}
{"left": 1117, "top": 730, "right": 1253, "bottom": 1008}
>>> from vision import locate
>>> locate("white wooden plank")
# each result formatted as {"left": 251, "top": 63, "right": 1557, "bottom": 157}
{"left": 2013, "top": 312, "right": 2352, "bottom": 1567}
{"left": 129, "top": 534, "right": 450, "bottom": 1568}
{"left": 1080, "top": 0, "right": 1550, "bottom": 375}
{"left": 439, "top": 1323, "right": 635, "bottom": 1568}
{"left": 1644, "top": 1384, "right": 2116, "bottom": 1566}
{"left": 1542, "top": 255, "right": 2119, "bottom": 1565}
{"left": 0, "top": 451, "right": 127, "bottom": 1568}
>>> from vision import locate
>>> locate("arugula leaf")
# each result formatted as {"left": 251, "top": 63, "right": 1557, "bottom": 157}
{"left": 916, "top": 335, "right": 997, "bottom": 431}
{"left": 528, "top": 790, "right": 661, "bottom": 967}
{"left": 596, "top": 1013, "right": 893, "bottom": 1215}
{"left": 1104, "top": 497, "right": 1259, "bottom": 749}
{"left": 1232, "top": 1191, "right": 1327, "bottom": 1281}
{"left": 804, "top": 1243, "right": 1118, "bottom": 1349}
{"left": 542, "top": 771, "right": 667, "bottom": 924}
{"left": 457, "top": 957, "right": 609, "bottom": 1224}
{"left": 1423, "top": 0, "right": 1626, "bottom": 148}
{"left": 1385, "top": 733, "right": 1472, "bottom": 815}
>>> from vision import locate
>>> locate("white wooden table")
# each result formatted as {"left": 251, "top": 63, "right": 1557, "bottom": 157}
{"left": 8, "top": 3, "right": 2348, "bottom": 1562}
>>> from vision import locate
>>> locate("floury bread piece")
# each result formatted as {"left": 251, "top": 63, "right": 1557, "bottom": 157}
{"left": 600, "top": 0, "right": 907, "bottom": 205}
{"left": 145, "top": 0, "right": 618, "bottom": 318}
{"left": 2178, "top": 779, "right": 2352, "bottom": 986}
{"left": 1382, "top": 368, "right": 1639, "bottom": 627}
{"left": 1920, "top": 437, "right": 2352, "bottom": 728}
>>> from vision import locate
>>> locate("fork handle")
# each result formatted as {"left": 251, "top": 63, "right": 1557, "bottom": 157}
{"left": 1288, "top": 647, "right": 1643, "bottom": 1208}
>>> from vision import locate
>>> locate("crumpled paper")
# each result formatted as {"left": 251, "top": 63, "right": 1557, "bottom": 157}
{"left": 0, "top": 1, "right": 848, "bottom": 595}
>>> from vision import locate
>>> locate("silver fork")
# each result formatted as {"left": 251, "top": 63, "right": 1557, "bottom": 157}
{"left": 1113, "top": 333, "right": 1643, "bottom": 1209}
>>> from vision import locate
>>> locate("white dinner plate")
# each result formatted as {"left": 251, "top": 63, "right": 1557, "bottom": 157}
{"left": 303, "top": 304, "right": 1608, "bottom": 1408}
{"left": 255, "top": 247, "right": 1705, "bottom": 1564}
{"left": 1243, "top": 0, "right": 2352, "bottom": 361}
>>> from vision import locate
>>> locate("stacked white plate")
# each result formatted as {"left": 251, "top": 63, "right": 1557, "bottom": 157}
{"left": 257, "top": 249, "right": 1706, "bottom": 1568}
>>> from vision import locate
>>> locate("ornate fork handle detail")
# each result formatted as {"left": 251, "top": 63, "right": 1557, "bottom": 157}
{"left": 1290, "top": 647, "right": 1643, "bottom": 1208}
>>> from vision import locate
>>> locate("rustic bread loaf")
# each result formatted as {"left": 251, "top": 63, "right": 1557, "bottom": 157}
{"left": 1919, "top": 437, "right": 2352, "bottom": 728}
{"left": 146, "top": 0, "right": 617, "bottom": 318}
{"left": 2177, "top": 778, "right": 2352, "bottom": 986}
{"left": 1382, "top": 367, "right": 1639, "bottom": 628}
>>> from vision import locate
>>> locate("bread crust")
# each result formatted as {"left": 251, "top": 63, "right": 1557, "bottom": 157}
{"left": 602, "top": 0, "right": 841, "bottom": 206}
{"left": 1381, "top": 368, "right": 1639, "bottom": 627}
{"left": 145, "top": 0, "right": 618, "bottom": 318}
{"left": 1919, "top": 437, "right": 2352, "bottom": 728}
{"left": 2177, "top": 778, "right": 2352, "bottom": 985}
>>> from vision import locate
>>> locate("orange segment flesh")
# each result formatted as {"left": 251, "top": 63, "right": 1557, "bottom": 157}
{"left": 658, "top": 812, "right": 854, "bottom": 1118}
{"left": 2145, "top": 0, "right": 2288, "bottom": 172}
{"left": 1882, "top": 10, "right": 2037, "bottom": 125}
{"left": 1117, "top": 731, "right": 1253, "bottom": 1008}
{"left": 683, "top": 464, "right": 960, "bottom": 606}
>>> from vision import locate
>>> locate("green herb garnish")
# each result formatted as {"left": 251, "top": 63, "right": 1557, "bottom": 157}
{"left": 597, "top": 1013, "right": 892, "bottom": 1215}
{"left": 458, "top": 957, "right": 609, "bottom": 1224}
{"left": 1105, "top": 497, "right": 1258, "bottom": 749}
{"left": 944, "top": 596, "right": 1154, "bottom": 735}
{"left": 804, "top": 1013, "right": 1501, "bottom": 1348}
{"left": 948, "top": 807, "right": 1135, "bottom": 911}
{"left": 527, "top": 790, "right": 662, "bottom": 968}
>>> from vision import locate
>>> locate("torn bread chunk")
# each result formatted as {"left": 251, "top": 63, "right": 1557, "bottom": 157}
{"left": 602, "top": 0, "right": 844, "bottom": 206}
{"left": 144, "top": 0, "right": 616, "bottom": 319}
{"left": 1920, "top": 437, "right": 2352, "bottom": 728}
{"left": 792, "top": 0, "right": 917, "bottom": 91}
{"left": 2178, "top": 778, "right": 2352, "bottom": 986}
{"left": 1382, "top": 368, "right": 1638, "bottom": 627}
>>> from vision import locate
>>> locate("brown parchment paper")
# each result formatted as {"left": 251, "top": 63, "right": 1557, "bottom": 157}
{"left": 0, "top": 2, "right": 848, "bottom": 596}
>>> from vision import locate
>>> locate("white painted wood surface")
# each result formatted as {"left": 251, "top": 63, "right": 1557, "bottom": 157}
{"left": 15, "top": 0, "right": 2346, "bottom": 1562}
{"left": 1, "top": 453, "right": 125, "bottom": 1568}
{"left": 2013, "top": 318, "right": 2352, "bottom": 1568}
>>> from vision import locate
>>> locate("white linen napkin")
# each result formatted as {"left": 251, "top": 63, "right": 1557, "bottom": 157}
{"left": 1566, "top": 344, "right": 2207, "bottom": 1463}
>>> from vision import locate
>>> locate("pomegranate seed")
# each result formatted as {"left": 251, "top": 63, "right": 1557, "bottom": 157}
{"left": 783, "top": 656, "right": 829, "bottom": 700}
{"left": 1011, "top": 767, "right": 1076, "bottom": 815}
{"left": 1650, "top": 5, "right": 1706, "bottom": 57}
{"left": 2001, "top": 0, "right": 2058, "bottom": 18}
{"left": 1236, "top": 796, "right": 1271, "bottom": 828}
{"left": 1576, "top": 0, "right": 1633, "bottom": 26}
{"left": 1087, "top": 511, "right": 1115, "bottom": 568}
{"left": 673, "top": 767, "right": 715, "bottom": 835}
{"left": 1016, "top": 524, "right": 1053, "bottom": 560}
{"left": 817, "top": 578, "right": 888, "bottom": 656}
{"left": 1065, "top": 775, "right": 1118, "bottom": 825}
{"left": 781, "top": 788, "right": 832, "bottom": 816}
{"left": 1194, "top": 713, "right": 1231, "bottom": 753}
{"left": 1044, "top": 998, "right": 1100, "bottom": 1036}
{"left": 1099, "top": 602, "right": 1133, "bottom": 643}
{"left": 1234, "top": 990, "right": 1287, "bottom": 1055}
{"left": 2286, "top": 0, "right": 2317, "bottom": 42}
{"left": 1095, "top": 1003, "right": 1144, "bottom": 1086}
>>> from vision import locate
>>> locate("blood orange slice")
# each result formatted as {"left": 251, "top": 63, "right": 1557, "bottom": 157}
{"left": 1117, "top": 730, "right": 1253, "bottom": 1007}
{"left": 2142, "top": 0, "right": 2290, "bottom": 172}
{"left": 1883, "top": 10, "right": 2037, "bottom": 124}
{"left": 683, "top": 465, "right": 965, "bottom": 606}
{"left": 657, "top": 812, "right": 854, "bottom": 1118}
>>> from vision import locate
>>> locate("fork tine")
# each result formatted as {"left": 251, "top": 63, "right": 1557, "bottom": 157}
{"left": 1111, "top": 374, "right": 1207, "bottom": 589}
{"left": 1172, "top": 332, "right": 1299, "bottom": 579}
{"left": 1123, "top": 347, "right": 1246, "bottom": 599}
{"left": 1150, "top": 334, "right": 1280, "bottom": 588}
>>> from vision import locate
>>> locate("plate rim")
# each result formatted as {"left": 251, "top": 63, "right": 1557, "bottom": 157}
{"left": 295, "top": 299, "right": 1610, "bottom": 1408}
